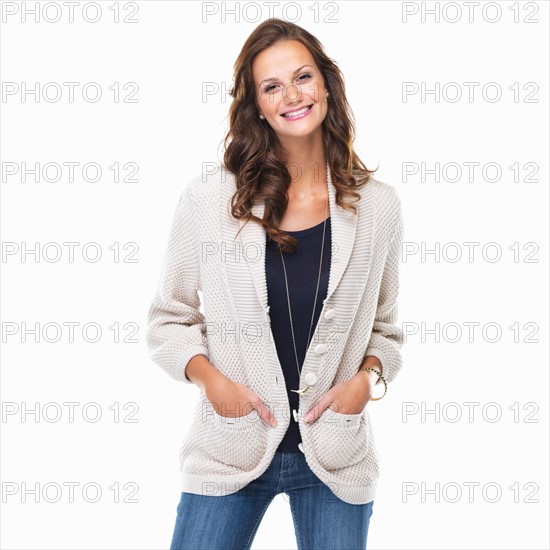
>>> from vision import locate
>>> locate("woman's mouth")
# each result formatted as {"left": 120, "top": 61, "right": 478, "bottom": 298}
{"left": 280, "top": 104, "right": 313, "bottom": 121}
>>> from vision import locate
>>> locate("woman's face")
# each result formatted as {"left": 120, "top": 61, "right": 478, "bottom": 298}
{"left": 252, "top": 39, "right": 328, "bottom": 143}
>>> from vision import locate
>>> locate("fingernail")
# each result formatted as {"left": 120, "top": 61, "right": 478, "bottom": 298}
{"left": 303, "top": 414, "right": 312, "bottom": 422}
{"left": 271, "top": 419, "right": 278, "bottom": 427}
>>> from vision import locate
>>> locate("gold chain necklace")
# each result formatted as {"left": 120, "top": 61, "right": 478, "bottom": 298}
{"left": 278, "top": 185, "right": 329, "bottom": 396}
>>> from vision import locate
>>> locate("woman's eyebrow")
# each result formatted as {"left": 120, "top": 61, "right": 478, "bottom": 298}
{"left": 259, "top": 65, "right": 313, "bottom": 86}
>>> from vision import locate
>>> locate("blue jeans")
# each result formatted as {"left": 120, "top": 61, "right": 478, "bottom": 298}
{"left": 170, "top": 450, "right": 374, "bottom": 549}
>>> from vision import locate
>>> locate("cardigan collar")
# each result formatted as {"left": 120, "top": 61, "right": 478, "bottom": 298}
{"left": 220, "top": 162, "right": 361, "bottom": 314}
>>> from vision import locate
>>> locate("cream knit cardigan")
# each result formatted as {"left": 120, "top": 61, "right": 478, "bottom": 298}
{"left": 146, "top": 163, "right": 404, "bottom": 505}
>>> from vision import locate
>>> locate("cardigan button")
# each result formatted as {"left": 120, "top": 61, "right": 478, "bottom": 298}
{"left": 314, "top": 344, "right": 327, "bottom": 354}
{"left": 298, "top": 442, "right": 304, "bottom": 453}
{"left": 292, "top": 409, "right": 299, "bottom": 422}
{"left": 324, "top": 308, "right": 336, "bottom": 319}
{"left": 304, "top": 373, "right": 318, "bottom": 386}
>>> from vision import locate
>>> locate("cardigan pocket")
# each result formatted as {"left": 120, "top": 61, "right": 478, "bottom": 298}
{"left": 207, "top": 408, "right": 269, "bottom": 471}
{"left": 307, "top": 407, "right": 369, "bottom": 471}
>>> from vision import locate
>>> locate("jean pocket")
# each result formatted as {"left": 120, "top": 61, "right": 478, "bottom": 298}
{"left": 307, "top": 407, "right": 368, "bottom": 471}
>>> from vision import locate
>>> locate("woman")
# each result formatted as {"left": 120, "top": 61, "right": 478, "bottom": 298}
{"left": 147, "top": 18, "right": 404, "bottom": 550}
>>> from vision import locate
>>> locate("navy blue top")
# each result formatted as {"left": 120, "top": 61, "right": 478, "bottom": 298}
{"left": 265, "top": 216, "right": 331, "bottom": 453}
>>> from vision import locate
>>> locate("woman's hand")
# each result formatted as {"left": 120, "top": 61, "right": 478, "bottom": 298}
{"left": 205, "top": 373, "right": 278, "bottom": 427}
{"left": 302, "top": 369, "right": 379, "bottom": 423}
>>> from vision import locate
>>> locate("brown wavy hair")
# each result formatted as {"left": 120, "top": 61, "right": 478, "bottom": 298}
{"left": 222, "top": 18, "right": 377, "bottom": 253}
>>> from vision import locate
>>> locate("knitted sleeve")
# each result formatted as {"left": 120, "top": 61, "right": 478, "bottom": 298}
{"left": 146, "top": 184, "right": 210, "bottom": 384}
{"left": 364, "top": 194, "right": 404, "bottom": 385}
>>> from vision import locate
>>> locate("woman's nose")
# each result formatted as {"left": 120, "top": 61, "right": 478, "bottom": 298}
{"left": 282, "top": 82, "right": 303, "bottom": 104}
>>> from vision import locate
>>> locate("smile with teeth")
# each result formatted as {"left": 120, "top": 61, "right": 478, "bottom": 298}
{"left": 281, "top": 105, "right": 313, "bottom": 118}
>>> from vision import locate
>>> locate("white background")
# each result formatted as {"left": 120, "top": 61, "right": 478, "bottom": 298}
{"left": 1, "top": 1, "right": 548, "bottom": 549}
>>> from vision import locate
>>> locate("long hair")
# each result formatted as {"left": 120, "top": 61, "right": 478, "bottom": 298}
{"left": 222, "top": 18, "right": 377, "bottom": 253}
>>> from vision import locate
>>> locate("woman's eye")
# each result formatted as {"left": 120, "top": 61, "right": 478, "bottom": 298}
{"left": 263, "top": 74, "right": 312, "bottom": 93}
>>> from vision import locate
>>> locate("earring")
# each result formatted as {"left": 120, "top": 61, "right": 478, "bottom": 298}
{"left": 326, "top": 92, "right": 329, "bottom": 97}
{"left": 259, "top": 114, "right": 265, "bottom": 119}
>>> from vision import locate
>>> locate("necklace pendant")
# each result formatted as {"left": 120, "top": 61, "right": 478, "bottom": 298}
{"left": 291, "top": 386, "right": 309, "bottom": 396}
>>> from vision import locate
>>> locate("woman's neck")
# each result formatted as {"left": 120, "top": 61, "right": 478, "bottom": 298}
{"left": 279, "top": 132, "right": 326, "bottom": 195}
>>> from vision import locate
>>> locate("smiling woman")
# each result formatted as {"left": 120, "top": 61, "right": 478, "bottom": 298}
{"left": 147, "top": 17, "right": 404, "bottom": 550}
